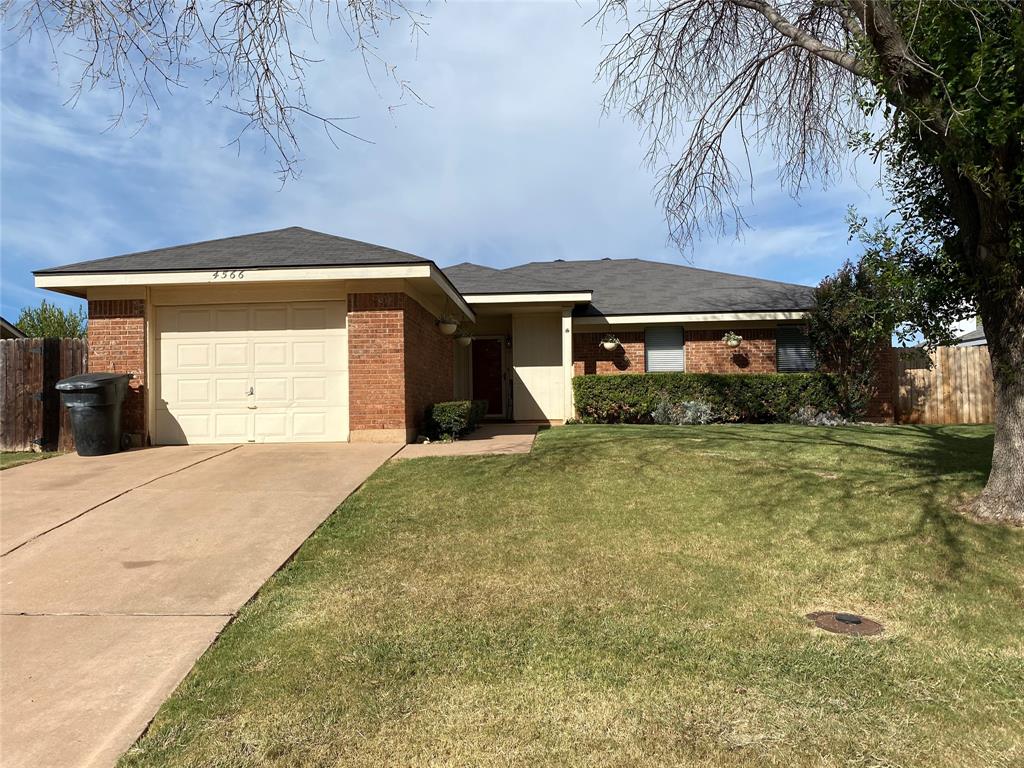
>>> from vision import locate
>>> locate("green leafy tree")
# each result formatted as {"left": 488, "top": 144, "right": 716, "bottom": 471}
{"left": 806, "top": 257, "right": 897, "bottom": 418}
{"left": 16, "top": 300, "right": 87, "bottom": 338}
{"left": 595, "top": 1, "right": 1023, "bottom": 524}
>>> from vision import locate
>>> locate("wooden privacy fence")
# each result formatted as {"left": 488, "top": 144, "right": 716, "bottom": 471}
{"left": 895, "top": 346, "right": 994, "bottom": 424}
{"left": 0, "top": 338, "right": 87, "bottom": 452}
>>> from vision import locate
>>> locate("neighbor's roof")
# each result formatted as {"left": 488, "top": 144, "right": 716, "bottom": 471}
{"left": 1, "top": 316, "right": 27, "bottom": 338}
{"left": 33, "top": 227, "right": 430, "bottom": 274}
{"left": 443, "top": 258, "right": 814, "bottom": 315}
{"left": 956, "top": 327, "right": 987, "bottom": 344}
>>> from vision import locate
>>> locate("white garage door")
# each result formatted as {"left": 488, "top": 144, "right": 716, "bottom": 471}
{"left": 155, "top": 301, "right": 347, "bottom": 444}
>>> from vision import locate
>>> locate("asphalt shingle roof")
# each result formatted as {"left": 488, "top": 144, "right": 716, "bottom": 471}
{"left": 443, "top": 258, "right": 814, "bottom": 315}
{"left": 37, "top": 227, "right": 814, "bottom": 316}
{"left": 443, "top": 262, "right": 587, "bottom": 294}
{"left": 34, "top": 227, "right": 430, "bottom": 274}
{"left": 957, "top": 328, "right": 986, "bottom": 343}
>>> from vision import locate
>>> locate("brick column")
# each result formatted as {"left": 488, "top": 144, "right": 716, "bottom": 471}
{"left": 87, "top": 299, "right": 146, "bottom": 446}
{"left": 347, "top": 293, "right": 454, "bottom": 442}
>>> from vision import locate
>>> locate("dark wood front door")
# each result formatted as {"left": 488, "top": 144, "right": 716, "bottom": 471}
{"left": 471, "top": 339, "right": 504, "bottom": 416}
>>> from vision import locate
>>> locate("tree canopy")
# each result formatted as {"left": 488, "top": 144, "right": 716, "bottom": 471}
{"left": 16, "top": 300, "right": 87, "bottom": 338}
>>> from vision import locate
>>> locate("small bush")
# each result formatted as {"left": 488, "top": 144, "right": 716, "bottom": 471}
{"left": 426, "top": 399, "right": 489, "bottom": 439}
{"left": 789, "top": 405, "right": 848, "bottom": 426}
{"left": 573, "top": 372, "right": 846, "bottom": 424}
{"left": 651, "top": 399, "right": 719, "bottom": 425}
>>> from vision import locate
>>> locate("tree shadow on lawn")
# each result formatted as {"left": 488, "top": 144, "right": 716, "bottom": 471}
{"left": 536, "top": 424, "right": 1016, "bottom": 588}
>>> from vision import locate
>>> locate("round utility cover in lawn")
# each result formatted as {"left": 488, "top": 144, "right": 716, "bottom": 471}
{"left": 806, "top": 611, "right": 883, "bottom": 637}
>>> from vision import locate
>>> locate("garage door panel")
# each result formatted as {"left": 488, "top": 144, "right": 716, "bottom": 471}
{"left": 214, "top": 342, "right": 249, "bottom": 368}
{"left": 253, "top": 412, "right": 287, "bottom": 440}
{"left": 176, "top": 308, "right": 215, "bottom": 334}
{"left": 254, "top": 377, "right": 289, "bottom": 403}
{"left": 253, "top": 341, "right": 288, "bottom": 368}
{"left": 174, "top": 344, "right": 211, "bottom": 368}
{"left": 214, "top": 378, "right": 250, "bottom": 404}
{"left": 250, "top": 306, "right": 289, "bottom": 332}
{"left": 156, "top": 301, "right": 347, "bottom": 445}
{"left": 293, "top": 341, "right": 326, "bottom": 366}
{"left": 293, "top": 305, "right": 329, "bottom": 331}
{"left": 156, "top": 411, "right": 211, "bottom": 445}
{"left": 214, "top": 413, "right": 250, "bottom": 441}
{"left": 214, "top": 308, "right": 250, "bottom": 332}
{"left": 293, "top": 411, "right": 331, "bottom": 437}
{"left": 292, "top": 377, "right": 328, "bottom": 403}
{"left": 175, "top": 379, "right": 211, "bottom": 405}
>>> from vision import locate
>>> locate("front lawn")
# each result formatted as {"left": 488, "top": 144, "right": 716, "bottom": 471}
{"left": 123, "top": 425, "right": 1022, "bottom": 768}
{"left": 0, "top": 451, "right": 57, "bottom": 470}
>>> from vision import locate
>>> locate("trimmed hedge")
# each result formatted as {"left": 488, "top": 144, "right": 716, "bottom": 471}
{"left": 572, "top": 372, "right": 846, "bottom": 424}
{"left": 425, "top": 399, "right": 489, "bottom": 439}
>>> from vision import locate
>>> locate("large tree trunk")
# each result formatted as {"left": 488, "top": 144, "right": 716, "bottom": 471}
{"left": 964, "top": 261, "right": 1024, "bottom": 526}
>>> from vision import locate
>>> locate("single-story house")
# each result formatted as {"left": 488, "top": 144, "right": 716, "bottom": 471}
{"left": 34, "top": 227, "right": 815, "bottom": 445}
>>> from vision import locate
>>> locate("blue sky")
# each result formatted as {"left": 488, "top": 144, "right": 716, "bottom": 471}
{"left": 1, "top": 1, "right": 888, "bottom": 321}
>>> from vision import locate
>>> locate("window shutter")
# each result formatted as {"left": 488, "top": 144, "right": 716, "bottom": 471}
{"left": 776, "top": 325, "right": 815, "bottom": 372}
{"left": 645, "top": 327, "right": 685, "bottom": 372}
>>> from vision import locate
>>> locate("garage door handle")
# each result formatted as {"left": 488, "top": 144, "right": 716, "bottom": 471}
{"left": 247, "top": 387, "right": 254, "bottom": 396}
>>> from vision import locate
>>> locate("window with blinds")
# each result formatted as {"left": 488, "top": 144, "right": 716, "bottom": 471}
{"left": 776, "top": 325, "right": 815, "bottom": 372}
{"left": 645, "top": 326, "right": 685, "bottom": 372}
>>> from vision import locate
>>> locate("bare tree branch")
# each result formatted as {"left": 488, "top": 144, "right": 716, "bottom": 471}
{"left": 598, "top": 0, "right": 870, "bottom": 246}
{"left": 1, "top": 0, "right": 426, "bottom": 180}
{"left": 732, "top": 0, "right": 869, "bottom": 76}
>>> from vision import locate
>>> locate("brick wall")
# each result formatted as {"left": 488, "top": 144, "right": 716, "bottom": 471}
{"left": 87, "top": 299, "right": 146, "bottom": 443}
{"left": 348, "top": 293, "right": 407, "bottom": 432}
{"left": 347, "top": 292, "right": 454, "bottom": 440}
{"left": 404, "top": 296, "right": 454, "bottom": 432}
{"left": 573, "top": 331, "right": 645, "bottom": 375}
{"left": 684, "top": 328, "right": 776, "bottom": 373}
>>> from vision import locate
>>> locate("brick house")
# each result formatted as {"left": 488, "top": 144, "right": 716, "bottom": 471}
{"left": 34, "top": 227, "right": 817, "bottom": 445}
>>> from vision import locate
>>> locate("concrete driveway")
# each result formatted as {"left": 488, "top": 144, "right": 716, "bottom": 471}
{"left": 0, "top": 442, "right": 399, "bottom": 768}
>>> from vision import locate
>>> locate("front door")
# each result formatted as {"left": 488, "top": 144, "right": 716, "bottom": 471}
{"left": 471, "top": 339, "right": 504, "bottom": 417}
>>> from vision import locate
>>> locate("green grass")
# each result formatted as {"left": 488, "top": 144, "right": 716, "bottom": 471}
{"left": 122, "top": 425, "right": 1023, "bottom": 768}
{"left": 0, "top": 451, "right": 57, "bottom": 470}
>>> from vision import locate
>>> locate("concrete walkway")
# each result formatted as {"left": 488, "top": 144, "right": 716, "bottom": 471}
{"left": 0, "top": 442, "right": 399, "bottom": 768}
{"left": 395, "top": 424, "right": 539, "bottom": 459}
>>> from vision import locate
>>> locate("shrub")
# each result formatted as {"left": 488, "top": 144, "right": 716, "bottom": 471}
{"left": 789, "top": 405, "right": 848, "bottom": 426}
{"left": 806, "top": 257, "right": 898, "bottom": 417}
{"left": 572, "top": 372, "right": 845, "bottom": 424}
{"left": 425, "top": 399, "right": 489, "bottom": 439}
{"left": 651, "top": 398, "right": 719, "bottom": 425}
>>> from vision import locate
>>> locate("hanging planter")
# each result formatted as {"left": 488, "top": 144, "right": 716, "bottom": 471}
{"left": 455, "top": 331, "right": 473, "bottom": 347}
{"left": 722, "top": 331, "right": 743, "bottom": 348}
{"left": 437, "top": 316, "right": 459, "bottom": 336}
{"left": 600, "top": 333, "right": 621, "bottom": 351}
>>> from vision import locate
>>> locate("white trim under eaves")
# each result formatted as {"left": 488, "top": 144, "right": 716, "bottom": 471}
{"left": 463, "top": 291, "right": 593, "bottom": 305}
{"left": 574, "top": 311, "right": 807, "bottom": 325}
{"left": 36, "top": 263, "right": 476, "bottom": 322}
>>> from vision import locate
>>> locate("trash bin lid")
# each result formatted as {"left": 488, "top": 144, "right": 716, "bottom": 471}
{"left": 56, "top": 372, "right": 134, "bottom": 391}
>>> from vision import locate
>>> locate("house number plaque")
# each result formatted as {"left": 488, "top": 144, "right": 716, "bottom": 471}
{"left": 212, "top": 270, "right": 245, "bottom": 279}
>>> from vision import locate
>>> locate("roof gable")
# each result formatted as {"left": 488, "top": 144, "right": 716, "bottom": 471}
{"left": 34, "top": 227, "right": 430, "bottom": 274}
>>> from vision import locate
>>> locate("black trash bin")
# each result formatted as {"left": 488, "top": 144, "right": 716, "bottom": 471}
{"left": 56, "top": 373, "right": 134, "bottom": 456}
